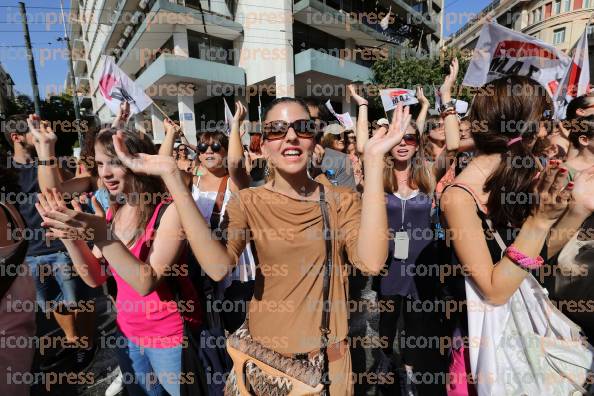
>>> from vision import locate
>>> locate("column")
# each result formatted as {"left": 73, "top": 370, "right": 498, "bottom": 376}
{"left": 178, "top": 94, "right": 197, "bottom": 146}
{"left": 276, "top": 0, "right": 294, "bottom": 97}
{"left": 151, "top": 106, "right": 165, "bottom": 144}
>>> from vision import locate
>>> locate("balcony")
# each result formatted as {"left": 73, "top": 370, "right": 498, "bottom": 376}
{"left": 110, "top": 0, "right": 242, "bottom": 75}
{"left": 75, "top": 76, "right": 91, "bottom": 97}
{"left": 295, "top": 48, "right": 372, "bottom": 81}
{"left": 135, "top": 54, "right": 245, "bottom": 102}
{"left": 293, "top": 0, "right": 427, "bottom": 48}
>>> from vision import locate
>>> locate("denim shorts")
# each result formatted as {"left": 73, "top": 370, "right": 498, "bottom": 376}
{"left": 25, "top": 251, "right": 97, "bottom": 312}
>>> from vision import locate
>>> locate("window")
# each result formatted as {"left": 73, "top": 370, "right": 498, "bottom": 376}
{"left": 588, "top": 24, "right": 594, "bottom": 35}
{"left": 554, "top": 0, "right": 561, "bottom": 13}
{"left": 553, "top": 27, "right": 566, "bottom": 44}
{"left": 586, "top": 0, "right": 592, "bottom": 7}
{"left": 563, "top": 0, "right": 571, "bottom": 11}
{"left": 535, "top": 7, "right": 542, "bottom": 22}
{"left": 187, "top": 30, "right": 234, "bottom": 65}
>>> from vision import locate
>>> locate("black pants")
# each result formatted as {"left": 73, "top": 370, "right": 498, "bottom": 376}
{"left": 378, "top": 295, "right": 450, "bottom": 396}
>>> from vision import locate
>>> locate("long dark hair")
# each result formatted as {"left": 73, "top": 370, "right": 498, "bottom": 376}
{"left": 468, "top": 76, "right": 550, "bottom": 227}
{"left": 95, "top": 128, "right": 166, "bottom": 246}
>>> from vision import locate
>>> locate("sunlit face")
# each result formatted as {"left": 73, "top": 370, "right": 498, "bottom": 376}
{"left": 198, "top": 138, "right": 226, "bottom": 171}
{"left": 390, "top": 124, "right": 418, "bottom": 162}
{"left": 428, "top": 119, "right": 445, "bottom": 142}
{"left": 331, "top": 134, "right": 345, "bottom": 151}
{"left": 94, "top": 142, "right": 130, "bottom": 196}
{"left": 459, "top": 120, "right": 475, "bottom": 152}
{"left": 261, "top": 102, "right": 315, "bottom": 175}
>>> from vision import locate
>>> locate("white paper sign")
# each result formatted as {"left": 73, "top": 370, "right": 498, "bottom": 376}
{"left": 380, "top": 88, "right": 418, "bottom": 112}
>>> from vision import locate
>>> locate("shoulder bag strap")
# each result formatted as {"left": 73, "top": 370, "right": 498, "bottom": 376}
{"left": 210, "top": 175, "right": 230, "bottom": 230}
{"left": 318, "top": 184, "right": 332, "bottom": 389}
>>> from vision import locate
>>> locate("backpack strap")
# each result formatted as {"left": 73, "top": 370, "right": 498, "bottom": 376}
{"left": 318, "top": 184, "right": 333, "bottom": 390}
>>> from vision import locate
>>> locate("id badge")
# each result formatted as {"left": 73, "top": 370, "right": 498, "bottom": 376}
{"left": 394, "top": 231, "right": 409, "bottom": 260}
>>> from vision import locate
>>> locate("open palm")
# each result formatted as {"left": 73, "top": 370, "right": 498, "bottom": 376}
{"left": 112, "top": 131, "right": 178, "bottom": 177}
{"left": 364, "top": 102, "right": 411, "bottom": 157}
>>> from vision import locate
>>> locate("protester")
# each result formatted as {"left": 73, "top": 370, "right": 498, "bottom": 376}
{"left": 174, "top": 144, "right": 194, "bottom": 173}
{"left": 35, "top": 126, "right": 207, "bottom": 396}
{"left": 440, "top": 76, "right": 594, "bottom": 395}
{"left": 5, "top": 114, "right": 97, "bottom": 369}
{"left": 305, "top": 98, "right": 357, "bottom": 189}
{"left": 564, "top": 116, "right": 594, "bottom": 180}
{"left": 0, "top": 150, "right": 36, "bottom": 396}
{"left": 86, "top": 97, "right": 412, "bottom": 395}
{"left": 564, "top": 94, "right": 594, "bottom": 160}
{"left": 320, "top": 123, "right": 348, "bottom": 153}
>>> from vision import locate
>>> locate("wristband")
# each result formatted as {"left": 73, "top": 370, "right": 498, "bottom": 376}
{"left": 440, "top": 109, "right": 457, "bottom": 119}
{"left": 505, "top": 245, "right": 544, "bottom": 270}
{"left": 359, "top": 103, "right": 369, "bottom": 107}
{"left": 439, "top": 100, "right": 456, "bottom": 113}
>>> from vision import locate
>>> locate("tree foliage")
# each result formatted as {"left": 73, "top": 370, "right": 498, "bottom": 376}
{"left": 370, "top": 55, "right": 472, "bottom": 111}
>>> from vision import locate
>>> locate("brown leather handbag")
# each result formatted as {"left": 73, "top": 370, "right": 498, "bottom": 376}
{"left": 224, "top": 185, "right": 333, "bottom": 396}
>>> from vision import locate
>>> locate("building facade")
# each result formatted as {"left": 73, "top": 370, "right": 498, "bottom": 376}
{"left": 69, "top": 0, "right": 443, "bottom": 144}
{"left": 447, "top": 0, "right": 594, "bottom": 80}
{"left": 0, "top": 63, "right": 16, "bottom": 118}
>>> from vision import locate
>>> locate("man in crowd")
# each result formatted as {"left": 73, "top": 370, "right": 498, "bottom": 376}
{"left": 3, "top": 114, "right": 97, "bottom": 369}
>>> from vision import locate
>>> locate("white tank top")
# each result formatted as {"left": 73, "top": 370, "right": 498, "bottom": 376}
{"left": 191, "top": 177, "right": 256, "bottom": 287}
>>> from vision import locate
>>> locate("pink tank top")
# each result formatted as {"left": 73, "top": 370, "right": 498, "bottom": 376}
{"left": 106, "top": 201, "right": 202, "bottom": 348}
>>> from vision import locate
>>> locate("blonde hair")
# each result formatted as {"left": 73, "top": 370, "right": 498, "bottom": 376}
{"left": 383, "top": 122, "right": 435, "bottom": 194}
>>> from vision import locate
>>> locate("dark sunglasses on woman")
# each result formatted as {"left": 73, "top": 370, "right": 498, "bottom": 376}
{"left": 198, "top": 142, "right": 222, "bottom": 153}
{"left": 402, "top": 134, "right": 418, "bottom": 146}
{"left": 262, "top": 119, "right": 317, "bottom": 141}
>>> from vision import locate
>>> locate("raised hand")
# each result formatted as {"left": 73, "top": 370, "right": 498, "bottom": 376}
{"left": 36, "top": 188, "right": 108, "bottom": 242}
{"left": 416, "top": 86, "right": 430, "bottom": 108}
{"left": 164, "top": 118, "right": 181, "bottom": 136}
{"left": 531, "top": 160, "right": 573, "bottom": 225}
{"left": 364, "top": 102, "right": 411, "bottom": 158}
{"left": 28, "top": 115, "right": 57, "bottom": 158}
{"left": 112, "top": 131, "right": 178, "bottom": 177}
{"left": 440, "top": 58, "right": 459, "bottom": 102}
{"left": 232, "top": 101, "right": 248, "bottom": 137}
{"left": 347, "top": 83, "right": 369, "bottom": 106}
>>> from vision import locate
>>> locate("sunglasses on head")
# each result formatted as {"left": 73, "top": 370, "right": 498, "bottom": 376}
{"left": 262, "top": 119, "right": 317, "bottom": 141}
{"left": 198, "top": 142, "right": 222, "bottom": 153}
{"left": 402, "top": 134, "right": 418, "bottom": 146}
{"left": 372, "top": 122, "right": 388, "bottom": 130}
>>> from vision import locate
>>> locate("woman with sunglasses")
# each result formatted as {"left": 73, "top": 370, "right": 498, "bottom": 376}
{"left": 174, "top": 144, "right": 194, "bottom": 173}
{"left": 84, "top": 97, "right": 408, "bottom": 394}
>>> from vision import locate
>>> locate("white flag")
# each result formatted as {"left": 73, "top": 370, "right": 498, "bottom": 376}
{"left": 380, "top": 6, "right": 391, "bottom": 31}
{"left": 223, "top": 98, "right": 234, "bottom": 136}
{"left": 325, "top": 100, "right": 354, "bottom": 129}
{"left": 98, "top": 56, "right": 152, "bottom": 116}
{"left": 553, "top": 26, "right": 591, "bottom": 119}
{"left": 462, "top": 21, "right": 571, "bottom": 98}
{"left": 380, "top": 88, "right": 418, "bottom": 112}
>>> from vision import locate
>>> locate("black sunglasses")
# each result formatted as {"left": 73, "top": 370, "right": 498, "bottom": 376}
{"left": 262, "top": 119, "right": 317, "bottom": 141}
{"left": 198, "top": 142, "right": 222, "bottom": 153}
{"left": 402, "top": 134, "right": 419, "bottom": 146}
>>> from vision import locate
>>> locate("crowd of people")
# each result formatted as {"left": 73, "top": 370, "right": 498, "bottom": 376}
{"left": 1, "top": 58, "right": 594, "bottom": 396}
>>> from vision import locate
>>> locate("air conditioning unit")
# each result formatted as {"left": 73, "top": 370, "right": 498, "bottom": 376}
{"left": 123, "top": 26, "right": 133, "bottom": 37}
{"left": 113, "top": 48, "right": 122, "bottom": 55}
{"left": 131, "top": 11, "right": 143, "bottom": 25}
{"left": 139, "top": 0, "right": 149, "bottom": 9}
{"left": 117, "top": 38, "right": 125, "bottom": 48}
